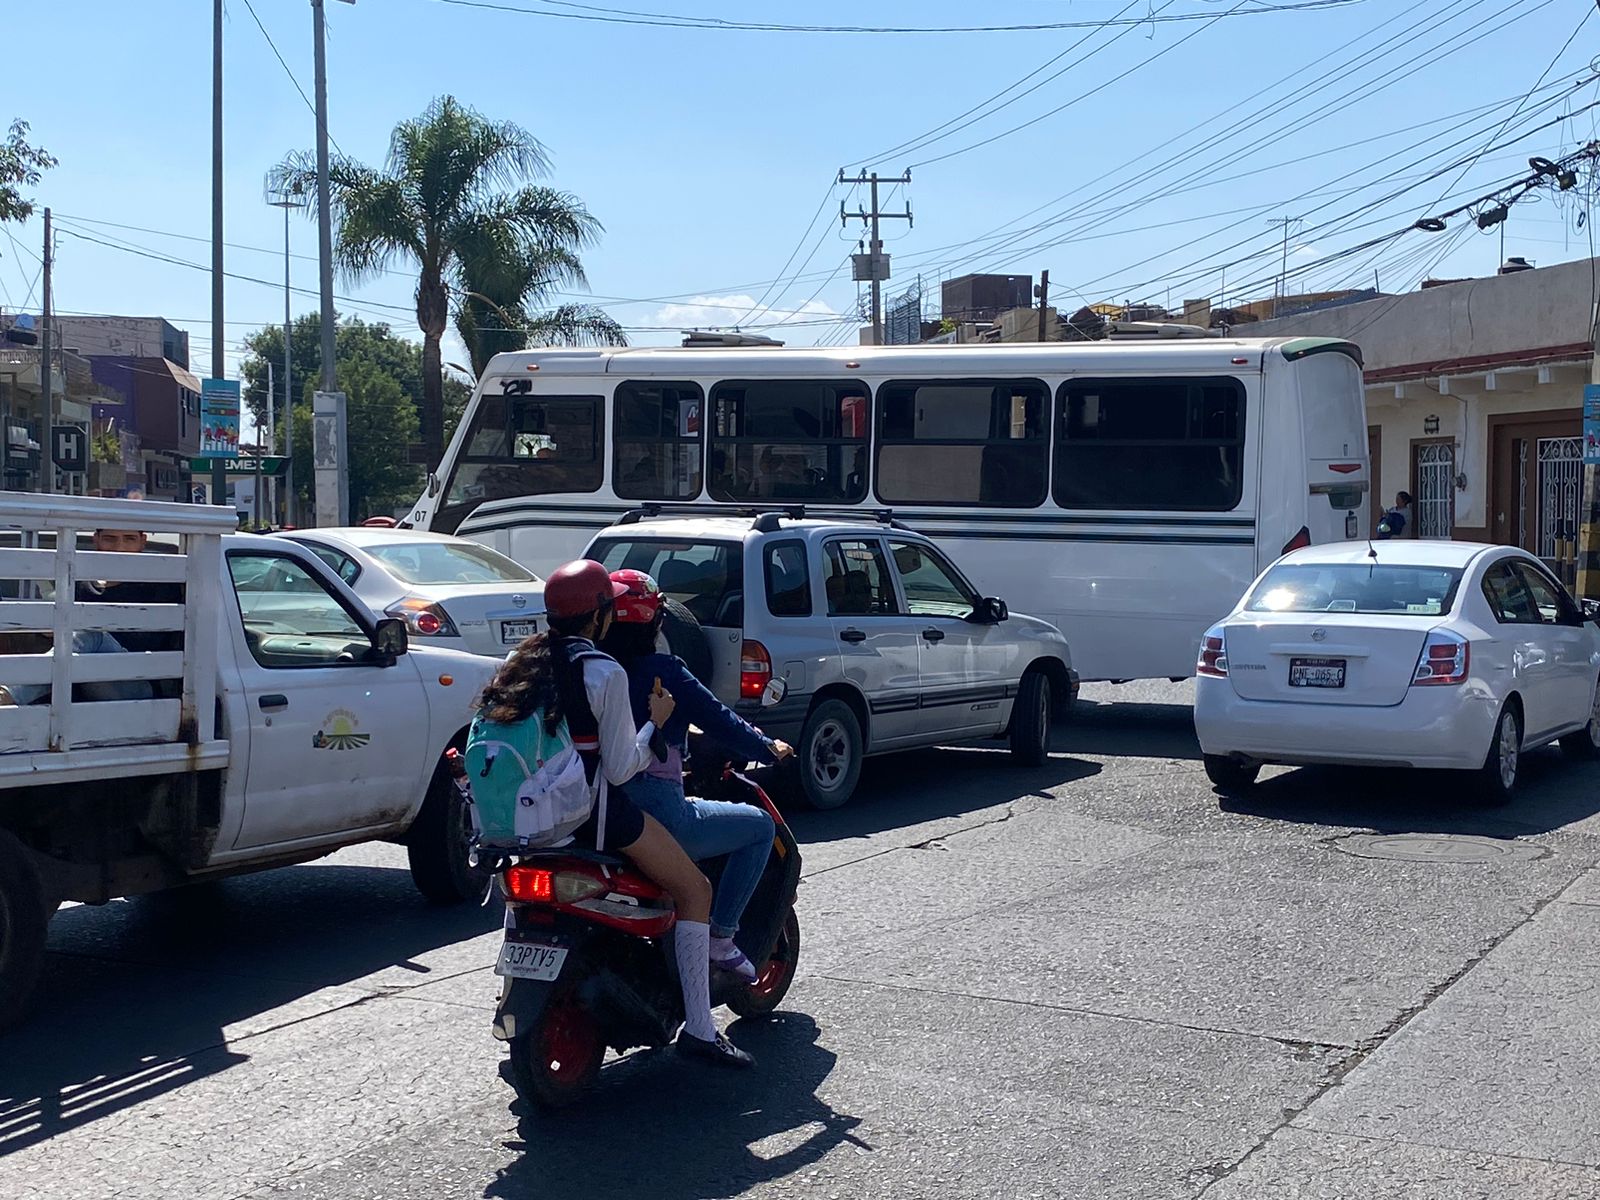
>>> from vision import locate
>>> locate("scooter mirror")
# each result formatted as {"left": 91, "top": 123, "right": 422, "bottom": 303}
{"left": 762, "top": 677, "right": 788, "bottom": 708}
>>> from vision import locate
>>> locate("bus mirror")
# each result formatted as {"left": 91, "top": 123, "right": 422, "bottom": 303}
{"left": 426, "top": 472, "right": 441, "bottom": 498}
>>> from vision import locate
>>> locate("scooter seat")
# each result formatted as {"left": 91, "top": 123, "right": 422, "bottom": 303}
{"left": 517, "top": 846, "right": 631, "bottom": 869}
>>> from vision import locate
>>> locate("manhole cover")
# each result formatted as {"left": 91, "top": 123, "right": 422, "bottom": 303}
{"left": 1329, "top": 833, "right": 1548, "bottom": 864}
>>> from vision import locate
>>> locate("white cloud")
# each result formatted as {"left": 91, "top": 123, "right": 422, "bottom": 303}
{"left": 1290, "top": 242, "right": 1321, "bottom": 259}
{"left": 652, "top": 293, "right": 843, "bottom": 333}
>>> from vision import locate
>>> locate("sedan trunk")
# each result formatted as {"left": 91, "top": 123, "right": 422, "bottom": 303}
{"left": 1224, "top": 614, "right": 1434, "bottom": 707}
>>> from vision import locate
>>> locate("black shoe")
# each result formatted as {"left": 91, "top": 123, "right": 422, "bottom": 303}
{"left": 677, "top": 1030, "right": 755, "bottom": 1069}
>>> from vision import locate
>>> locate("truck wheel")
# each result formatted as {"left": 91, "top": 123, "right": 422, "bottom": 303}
{"left": 798, "top": 699, "right": 863, "bottom": 810}
{"left": 1009, "top": 669, "right": 1052, "bottom": 766}
{"left": 660, "top": 598, "right": 714, "bottom": 684}
{"left": 0, "top": 830, "right": 48, "bottom": 1032}
{"left": 408, "top": 762, "right": 491, "bottom": 905}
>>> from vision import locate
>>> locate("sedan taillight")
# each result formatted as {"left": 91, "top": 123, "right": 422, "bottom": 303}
{"left": 1197, "top": 627, "right": 1228, "bottom": 677}
{"left": 1412, "top": 631, "right": 1470, "bottom": 686}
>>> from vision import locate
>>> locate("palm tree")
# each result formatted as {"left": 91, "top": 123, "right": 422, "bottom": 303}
{"left": 271, "top": 96, "right": 624, "bottom": 466}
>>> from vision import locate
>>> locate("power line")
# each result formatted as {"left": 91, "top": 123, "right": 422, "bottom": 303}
{"left": 239, "top": 0, "right": 347, "bottom": 157}
{"left": 425, "top": 0, "right": 1369, "bottom": 35}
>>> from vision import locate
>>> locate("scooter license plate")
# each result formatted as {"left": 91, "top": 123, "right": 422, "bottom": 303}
{"left": 495, "top": 939, "right": 568, "bottom": 981}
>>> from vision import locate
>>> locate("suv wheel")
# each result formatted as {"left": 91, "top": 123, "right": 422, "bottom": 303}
{"left": 799, "top": 699, "right": 863, "bottom": 810}
{"left": 1009, "top": 669, "right": 1052, "bottom": 766}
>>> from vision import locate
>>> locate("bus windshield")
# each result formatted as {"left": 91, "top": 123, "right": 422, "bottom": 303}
{"left": 437, "top": 390, "right": 603, "bottom": 531}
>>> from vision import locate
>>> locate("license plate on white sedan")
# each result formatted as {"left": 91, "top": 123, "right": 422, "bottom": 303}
{"left": 501, "top": 620, "right": 538, "bottom": 645}
{"left": 1289, "top": 657, "right": 1346, "bottom": 688}
{"left": 495, "top": 939, "right": 567, "bottom": 980}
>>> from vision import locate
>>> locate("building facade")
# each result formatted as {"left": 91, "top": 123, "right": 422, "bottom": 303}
{"left": 1246, "top": 259, "right": 1593, "bottom": 584}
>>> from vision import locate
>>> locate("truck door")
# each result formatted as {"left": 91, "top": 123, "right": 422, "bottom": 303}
{"left": 224, "top": 548, "right": 431, "bottom": 851}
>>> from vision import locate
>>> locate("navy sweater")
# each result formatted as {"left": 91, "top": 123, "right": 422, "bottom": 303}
{"left": 622, "top": 653, "right": 777, "bottom": 766}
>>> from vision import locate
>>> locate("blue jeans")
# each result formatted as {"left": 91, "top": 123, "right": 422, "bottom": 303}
{"left": 624, "top": 773, "right": 775, "bottom": 938}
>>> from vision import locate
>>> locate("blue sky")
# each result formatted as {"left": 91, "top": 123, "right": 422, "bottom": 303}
{"left": 3, "top": 0, "right": 1598, "bottom": 396}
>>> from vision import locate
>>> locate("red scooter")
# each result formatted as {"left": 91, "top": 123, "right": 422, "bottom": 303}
{"left": 490, "top": 767, "right": 802, "bottom": 1109}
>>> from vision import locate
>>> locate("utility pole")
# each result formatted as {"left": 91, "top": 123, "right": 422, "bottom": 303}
{"left": 265, "top": 361, "right": 275, "bottom": 526}
{"left": 1272, "top": 216, "right": 1294, "bottom": 318}
{"left": 1036, "top": 270, "right": 1051, "bottom": 343}
{"left": 211, "top": 0, "right": 226, "bottom": 508}
{"left": 39, "top": 208, "right": 52, "bottom": 495}
{"left": 312, "top": 0, "right": 338, "bottom": 393}
{"left": 269, "top": 192, "right": 300, "bottom": 525}
{"left": 839, "top": 169, "right": 912, "bottom": 345}
{"left": 1577, "top": 288, "right": 1600, "bottom": 600}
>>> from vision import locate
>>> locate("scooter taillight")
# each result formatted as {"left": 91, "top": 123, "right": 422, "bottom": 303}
{"left": 502, "top": 863, "right": 609, "bottom": 905}
{"left": 500, "top": 860, "right": 676, "bottom": 936}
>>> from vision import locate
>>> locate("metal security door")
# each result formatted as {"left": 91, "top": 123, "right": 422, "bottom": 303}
{"left": 1538, "top": 436, "right": 1581, "bottom": 585}
{"left": 1413, "top": 440, "right": 1454, "bottom": 538}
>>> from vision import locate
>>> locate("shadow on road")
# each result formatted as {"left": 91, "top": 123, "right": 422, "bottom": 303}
{"left": 0, "top": 864, "right": 501, "bottom": 1159}
{"left": 1217, "top": 750, "right": 1600, "bottom": 837}
{"left": 786, "top": 746, "right": 1101, "bottom": 845}
{"left": 489, "top": 1012, "right": 862, "bottom": 1200}
{"left": 1058, "top": 698, "right": 1200, "bottom": 763}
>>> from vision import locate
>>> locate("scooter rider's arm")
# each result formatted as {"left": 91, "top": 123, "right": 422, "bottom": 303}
{"left": 584, "top": 657, "right": 658, "bottom": 786}
{"left": 663, "top": 657, "right": 778, "bottom": 765}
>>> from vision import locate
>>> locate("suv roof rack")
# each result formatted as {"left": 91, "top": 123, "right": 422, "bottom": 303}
{"left": 617, "top": 504, "right": 665, "bottom": 525}
{"left": 751, "top": 506, "right": 807, "bottom": 532}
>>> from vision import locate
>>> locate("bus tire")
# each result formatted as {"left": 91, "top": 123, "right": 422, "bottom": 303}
{"left": 660, "top": 599, "right": 714, "bottom": 684}
{"left": 0, "top": 829, "right": 48, "bottom": 1032}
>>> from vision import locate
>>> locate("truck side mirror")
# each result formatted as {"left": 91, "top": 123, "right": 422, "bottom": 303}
{"left": 371, "top": 617, "right": 409, "bottom": 665}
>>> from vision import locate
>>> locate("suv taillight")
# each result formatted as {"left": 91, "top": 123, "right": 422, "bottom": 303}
{"left": 1412, "top": 630, "right": 1470, "bottom": 686}
{"left": 740, "top": 639, "right": 772, "bottom": 700}
{"left": 1196, "top": 626, "right": 1228, "bottom": 677}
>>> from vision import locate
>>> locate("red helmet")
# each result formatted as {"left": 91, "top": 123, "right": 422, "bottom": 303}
{"left": 610, "top": 569, "right": 663, "bottom": 624}
{"left": 543, "top": 559, "right": 629, "bottom": 620}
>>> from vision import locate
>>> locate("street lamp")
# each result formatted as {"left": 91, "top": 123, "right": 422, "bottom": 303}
{"left": 267, "top": 188, "right": 306, "bottom": 525}
{"left": 311, "top": 0, "right": 356, "bottom": 396}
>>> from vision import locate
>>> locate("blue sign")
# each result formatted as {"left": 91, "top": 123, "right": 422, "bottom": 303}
{"left": 1586, "top": 385, "right": 1600, "bottom": 466}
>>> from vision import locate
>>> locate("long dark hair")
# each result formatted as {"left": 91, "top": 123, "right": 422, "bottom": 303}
{"left": 479, "top": 612, "right": 591, "bottom": 730}
{"left": 597, "top": 613, "right": 661, "bottom": 670}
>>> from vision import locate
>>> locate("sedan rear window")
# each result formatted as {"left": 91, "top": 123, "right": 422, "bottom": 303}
{"left": 366, "top": 542, "right": 538, "bottom": 586}
{"left": 588, "top": 537, "right": 745, "bottom": 627}
{"left": 1246, "top": 564, "right": 1464, "bottom": 616}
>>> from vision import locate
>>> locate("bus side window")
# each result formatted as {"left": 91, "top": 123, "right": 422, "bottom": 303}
{"left": 1053, "top": 377, "right": 1245, "bottom": 512}
{"left": 614, "top": 381, "right": 704, "bottom": 500}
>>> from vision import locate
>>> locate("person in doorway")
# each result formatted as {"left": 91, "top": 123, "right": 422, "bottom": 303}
{"left": 479, "top": 559, "right": 754, "bottom": 1068}
{"left": 1377, "top": 491, "right": 1413, "bottom": 540}
{"left": 599, "top": 569, "right": 791, "bottom": 983}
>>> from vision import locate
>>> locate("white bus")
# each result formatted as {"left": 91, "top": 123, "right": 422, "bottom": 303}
{"left": 406, "top": 338, "right": 1369, "bottom": 683}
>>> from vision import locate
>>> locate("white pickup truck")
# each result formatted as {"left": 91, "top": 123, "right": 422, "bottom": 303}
{"left": 0, "top": 492, "right": 499, "bottom": 1029}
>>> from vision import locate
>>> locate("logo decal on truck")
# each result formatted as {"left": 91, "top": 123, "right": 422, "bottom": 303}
{"left": 313, "top": 709, "right": 371, "bottom": 751}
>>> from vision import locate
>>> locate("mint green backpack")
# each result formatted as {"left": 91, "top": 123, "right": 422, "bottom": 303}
{"left": 463, "top": 708, "right": 595, "bottom": 850}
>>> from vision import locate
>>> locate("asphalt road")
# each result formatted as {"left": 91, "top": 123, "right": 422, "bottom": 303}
{"left": 6, "top": 680, "right": 1600, "bottom": 1199}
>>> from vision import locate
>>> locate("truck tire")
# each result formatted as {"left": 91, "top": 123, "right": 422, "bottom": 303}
{"left": 660, "top": 598, "right": 714, "bottom": 684}
{"left": 0, "top": 829, "right": 48, "bottom": 1032}
{"left": 408, "top": 761, "right": 491, "bottom": 905}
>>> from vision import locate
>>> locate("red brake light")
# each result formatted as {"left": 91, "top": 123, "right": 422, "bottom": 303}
{"left": 1327, "top": 463, "right": 1361, "bottom": 474}
{"left": 740, "top": 639, "right": 772, "bottom": 700}
{"left": 1412, "top": 632, "right": 1470, "bottom": 686}
{"left": 502, "top": 866, "right": 554, "bottom": 903}
{"left": 415, "top": 610, "right": 442, "bottom": 635}
{"left": 1196, "top": 629, "right": 1228, "bottom": 677}
{"left": 1281, "top": 526, "right": 1312, "bottom": 556}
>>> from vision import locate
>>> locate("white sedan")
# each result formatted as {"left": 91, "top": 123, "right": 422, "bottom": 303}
{"left": 279, "top": 527, "right": 545, "bottom": 658}
{"left": 1194, "top": 541, "right": 1600, "bottom": 800}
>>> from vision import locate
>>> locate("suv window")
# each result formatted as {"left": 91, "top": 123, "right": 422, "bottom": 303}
{"left": 588, "top": 537, "right": 744, "bottom": 627}
{"left": 823, "top": 539, "right": 899, "bottom": 617}
{"left": 764, "top": 540, "right": 812, "bottom": 617}
{"left": 889, "top": 540, "right": 976, "bottom": 618}
{"left": 228, "top": 553, "right": 373, "bottom": 668}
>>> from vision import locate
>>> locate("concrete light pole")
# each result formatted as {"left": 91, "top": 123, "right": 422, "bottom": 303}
{"left": 268, "top": 191, "right": 305, "bottom": 524}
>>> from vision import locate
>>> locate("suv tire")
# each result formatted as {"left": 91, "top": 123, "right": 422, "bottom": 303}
{"left": 798, "top": 699, "right": 864, "bottom": 809}
{"left": 1009, "top": 669, "right": 1052, "bottom": 766}
{"left": 660, "top": 598, "right": 714, "bottom": 684}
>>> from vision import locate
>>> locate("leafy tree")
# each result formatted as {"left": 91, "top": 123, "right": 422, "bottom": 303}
{"left": 0, "top": 120, "right": 56, "bottom": 228}
{"left": 270, "top": 95, "right": 622, "bottom": 469}
{"left": 239, "top": 314, "right": 468, "bottom": 521}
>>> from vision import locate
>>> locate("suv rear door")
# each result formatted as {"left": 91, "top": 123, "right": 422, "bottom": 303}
{"left": 887, "top": 538, "right": 1009, "bottom": 737}
{"left": 821, "top": 536, "right": 924, "bottom": 750}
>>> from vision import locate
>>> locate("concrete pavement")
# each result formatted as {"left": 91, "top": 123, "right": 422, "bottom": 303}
{"left": 4, "top": 680, "right": 1600, "bottom": 1199}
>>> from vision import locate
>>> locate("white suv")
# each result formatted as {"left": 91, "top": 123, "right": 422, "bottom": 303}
{"left": 583, "top": 511, "right": 1078, "bottom": 808}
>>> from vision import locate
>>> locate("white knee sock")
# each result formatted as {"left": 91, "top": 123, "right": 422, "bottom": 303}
{"left": 674, "top": 920, "right": 718, "bottom": 1042}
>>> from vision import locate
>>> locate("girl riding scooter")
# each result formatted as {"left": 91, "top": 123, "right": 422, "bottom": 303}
{"left": 600, "top": 569, "right": 793, "bottom": 984}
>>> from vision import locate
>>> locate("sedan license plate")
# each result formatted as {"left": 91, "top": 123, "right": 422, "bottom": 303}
{"left": 1289, "top": 657, "right": 1346, "bottom": 689}
{"left": 495, "top": 939, "right": 567, "bottom": 981}
{"left": 501, "top": 620, "right": 538, "bottom": 645}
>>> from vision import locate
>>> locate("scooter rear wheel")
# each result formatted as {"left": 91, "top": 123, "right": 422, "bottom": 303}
{"left": 508, "top": 984, "right": 604, "bottom": 1109}
{"left": 727, "top": 908, "right": 800, "bottom": 1019}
